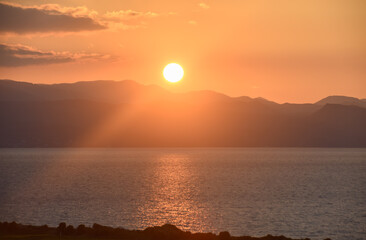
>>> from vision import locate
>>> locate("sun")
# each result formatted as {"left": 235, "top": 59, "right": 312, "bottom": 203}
{"left": 163, "top": 63, "right": 184, "bottom": 83}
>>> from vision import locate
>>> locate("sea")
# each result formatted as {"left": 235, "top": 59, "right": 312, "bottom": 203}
{"left": 0, "top": 148, "right": 365, "bottom": 240}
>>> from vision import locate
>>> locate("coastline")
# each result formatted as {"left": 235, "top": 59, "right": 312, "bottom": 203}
{"left": 0, "top": 222, "right": 330, "bottom": 240}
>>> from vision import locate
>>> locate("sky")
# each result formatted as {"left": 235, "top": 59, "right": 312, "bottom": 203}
{"left": 0, "top": 0, "right": 365, "bottom": 103}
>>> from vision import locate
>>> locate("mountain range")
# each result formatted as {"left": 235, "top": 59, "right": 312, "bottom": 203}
{"left": 1, "top": 79, "right": 365, "bottom": 147}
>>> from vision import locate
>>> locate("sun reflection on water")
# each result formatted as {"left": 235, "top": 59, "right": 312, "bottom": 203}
{"left": 136, "top": 153, "right": 215, "bottom": 233}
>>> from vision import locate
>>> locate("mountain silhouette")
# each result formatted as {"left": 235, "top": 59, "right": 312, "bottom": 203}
{"left": 315, "top": 95, "right": 366, "bottom": 108}
{"left": 0, "top": 79, "right": 365, "bottom": 147}
{"left": 0, "top": 79, "right": 170, "bottom": 103}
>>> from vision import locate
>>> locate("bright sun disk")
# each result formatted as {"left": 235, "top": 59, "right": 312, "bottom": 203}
{"left": 163, "top": 63, "right": 184, "bottom": 83}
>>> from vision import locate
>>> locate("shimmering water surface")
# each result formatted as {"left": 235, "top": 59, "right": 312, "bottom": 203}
{"left": 0, "top": 148, "right": 365, "bottom": 240}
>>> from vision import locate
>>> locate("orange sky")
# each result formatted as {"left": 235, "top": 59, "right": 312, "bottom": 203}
{"left": 0, "top": 0, "right": 365, "bottom": 103}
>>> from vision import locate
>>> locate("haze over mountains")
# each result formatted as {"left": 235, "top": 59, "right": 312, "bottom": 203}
{"left": 1, "top": 79, "right": 365, "bottom": 147}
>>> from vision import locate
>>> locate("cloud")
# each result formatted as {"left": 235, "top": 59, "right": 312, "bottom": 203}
{"left": 0, "top": 2, "right": 106, "bottom": 34}
{"left": 104, "top": 10, "right": 158, "bottom": 20}
{"left": 188, "top": 20, "right": 197, "bottom": 25}
{"left": 0, "top": 2, "right": 159, "bottom": 34}
{"left": 0, "top": 43, "right": 110, "bottom": 67}
{"left": 225, "top": 53, "right": 366, "bottom": 73}
{"left": 102, "top": 10, "right": 158, "bottom": 30}
{"left": 198, "top": 3, "right": 210, "bottom": 9}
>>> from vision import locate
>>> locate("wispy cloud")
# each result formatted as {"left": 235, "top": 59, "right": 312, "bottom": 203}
{"left": 226, "top": 53, "right": 366, "bottom": 72}
{"left": 198, "top": 3, "right": 210, "bottom": 9}
{"left": 102, "top": 10, "right": 159, "bottom": 30}
{"left": 0, "top": 43, "right": 111, "bottom": 67}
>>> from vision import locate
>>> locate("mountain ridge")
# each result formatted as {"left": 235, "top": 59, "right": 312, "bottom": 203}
{"left": 1, "top": 79, "right": 364, "bottom": 107}
{"left": 0, "top": 79, "right": 365, "bottom": 147}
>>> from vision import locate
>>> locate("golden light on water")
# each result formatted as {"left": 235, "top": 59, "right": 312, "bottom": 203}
{"left": 163, "top": 63, "right": 184, "bottom": 83}
{"left": 136, "top": 153, "right": 212, "bottom": 233}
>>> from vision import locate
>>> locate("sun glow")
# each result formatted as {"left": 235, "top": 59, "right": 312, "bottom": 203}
{"left": 163, "top": 63, "right": 184, "bottom": 83}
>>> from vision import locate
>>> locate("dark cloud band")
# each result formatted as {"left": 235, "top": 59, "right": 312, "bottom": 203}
{"left": 0, "top": 3, "right": 106, "bottom": 34}
{"left": 0, "top": 44, "right": 72, "bottom": 66}
{"left": 0, "top": 44, "right": 110, "bottom": 67}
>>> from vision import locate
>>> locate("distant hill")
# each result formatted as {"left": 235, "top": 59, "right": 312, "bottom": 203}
{"left": 235, "top": 96, "right": 278, "bottom": 105}
{"left": 315, "top": 95, "right": 366, "bottom": 108}
{"left": 0, "top": 79, "right": 171, "bottom": 103}
{"left": 0, "top": 79, "right": 365, "bottom": 147}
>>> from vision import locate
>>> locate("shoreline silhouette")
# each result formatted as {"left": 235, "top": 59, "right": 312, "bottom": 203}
{"left": 0, "top": 221, "right": 331, "bottom": 240}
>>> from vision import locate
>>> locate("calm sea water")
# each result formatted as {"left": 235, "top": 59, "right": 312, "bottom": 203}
{"left": 0, "top": 148, "right": 365, "bottom": 240}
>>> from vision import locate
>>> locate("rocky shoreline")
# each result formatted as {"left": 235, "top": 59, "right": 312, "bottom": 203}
{"left": 0, "top": 221, "right": 331, "bottom": 240}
